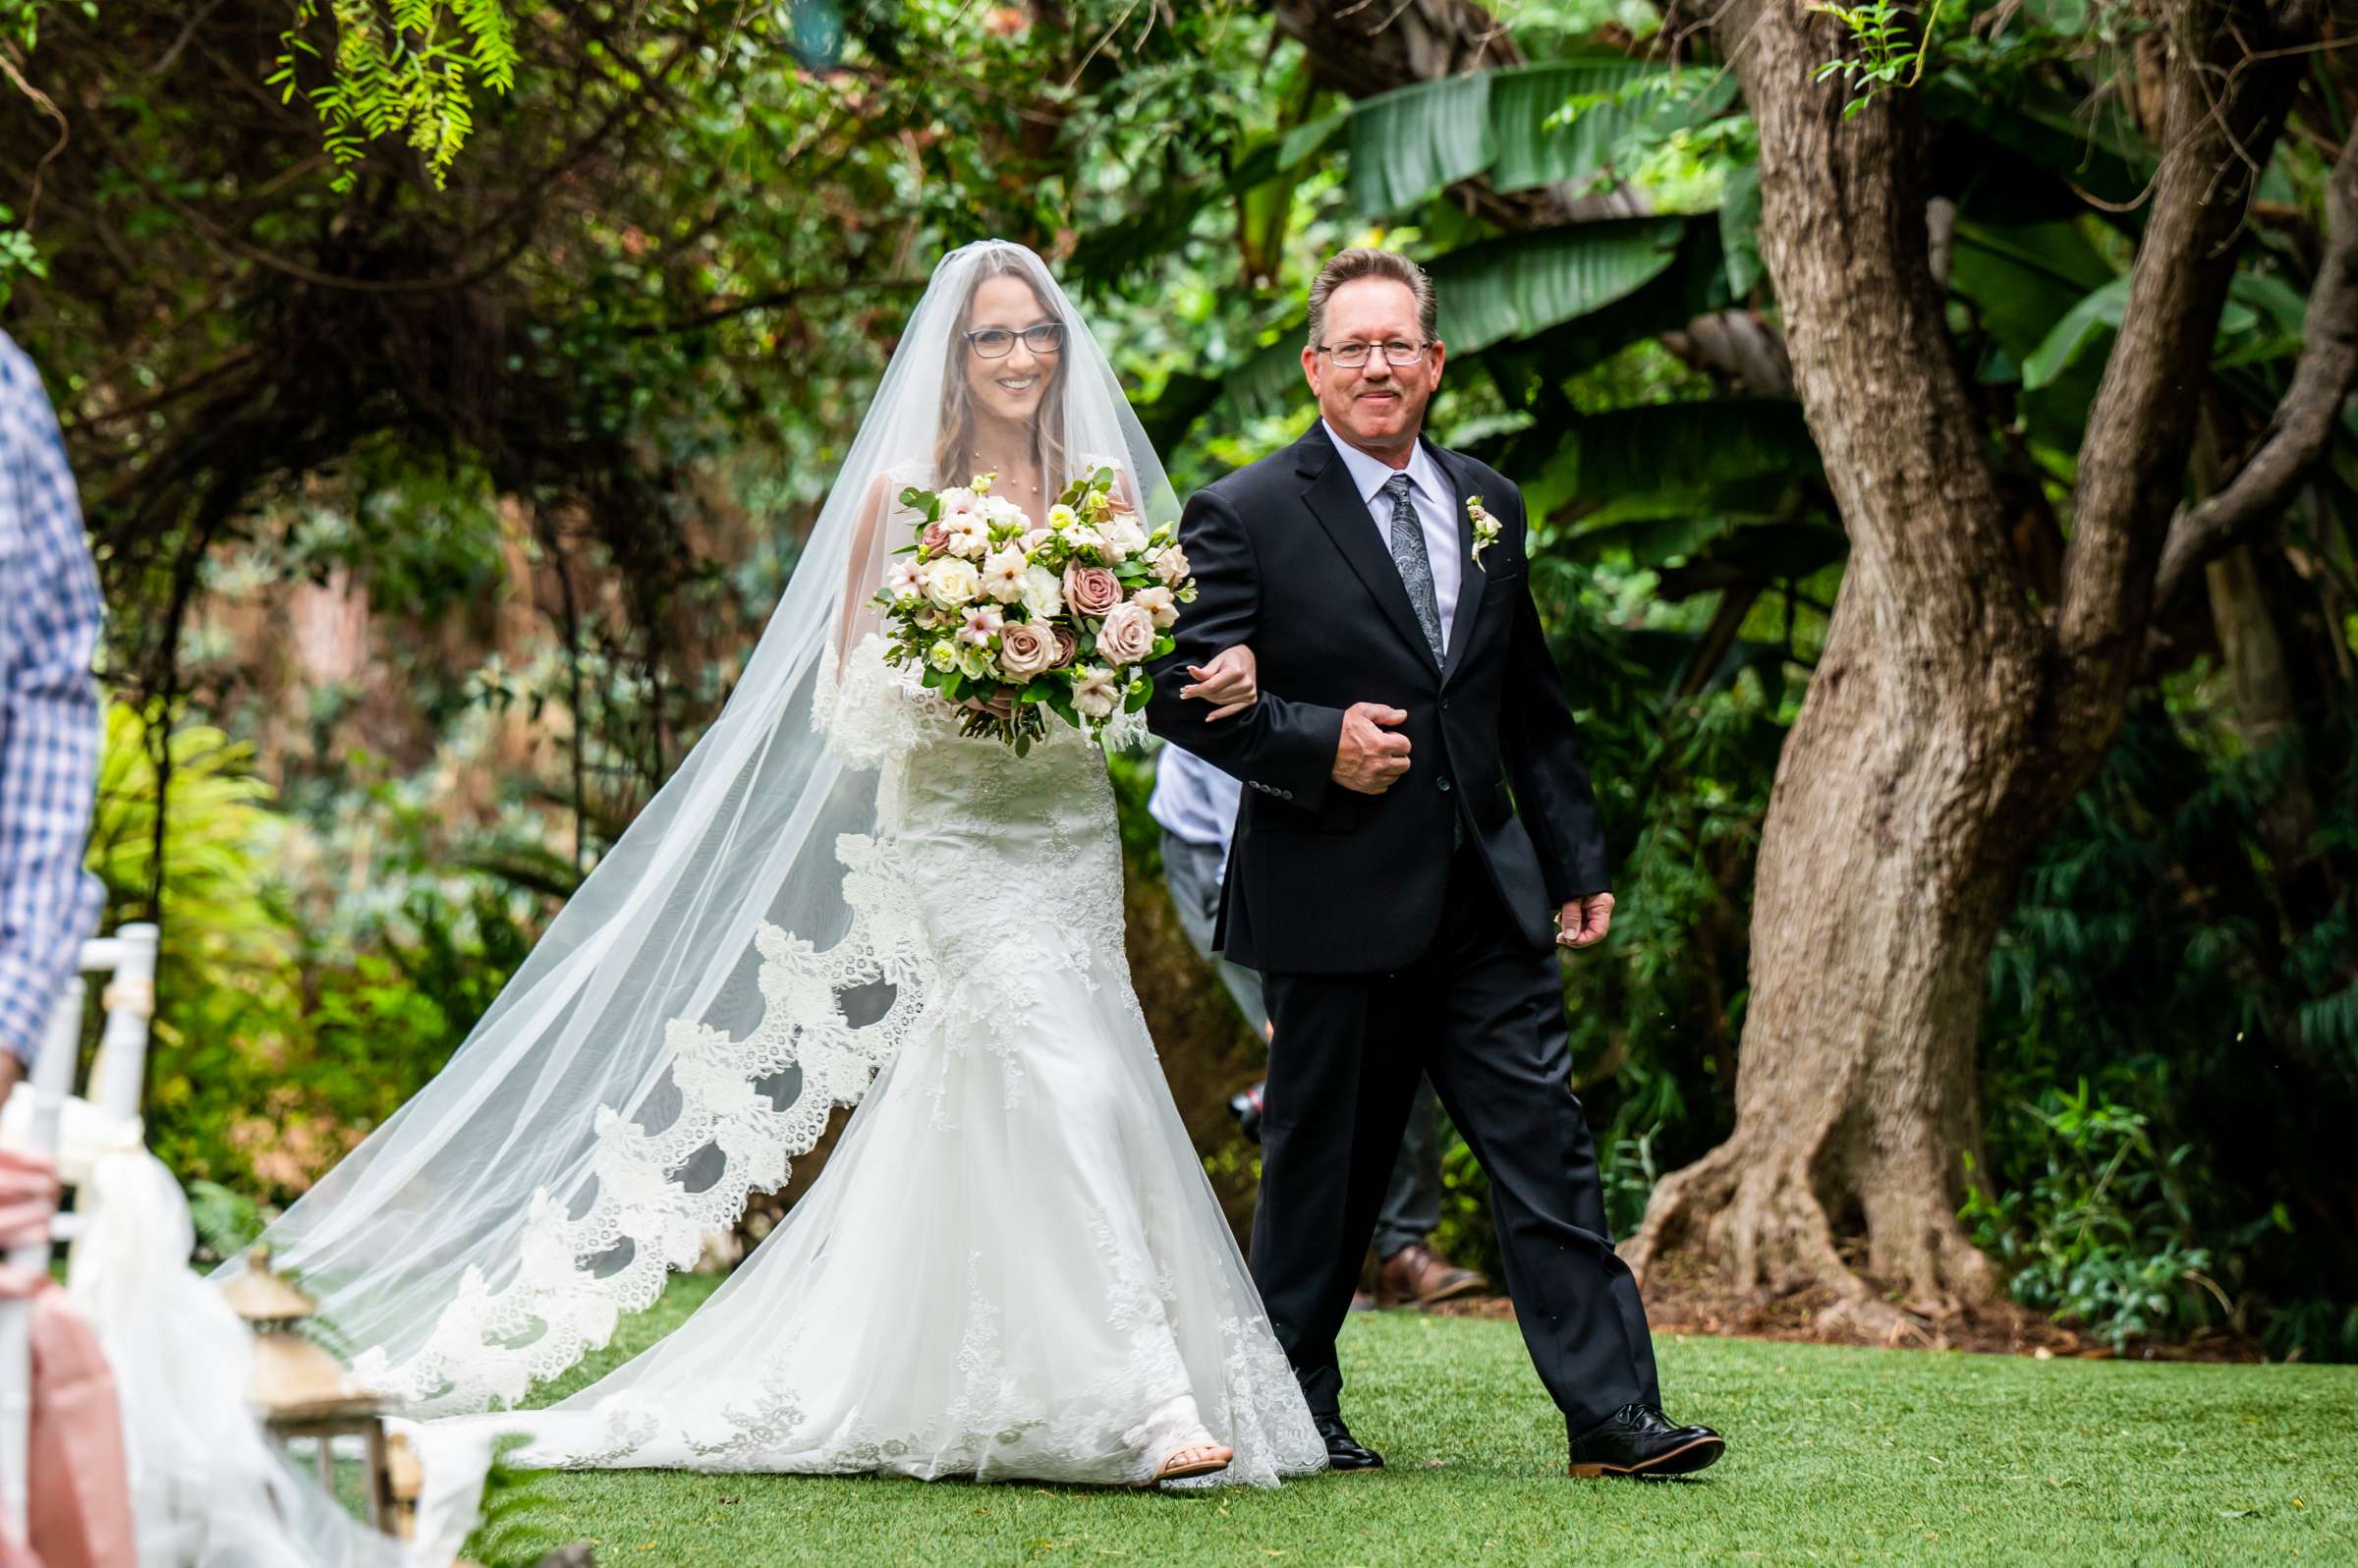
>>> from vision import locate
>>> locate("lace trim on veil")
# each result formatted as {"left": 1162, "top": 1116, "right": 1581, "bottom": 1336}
{"left": 351, "top": 646, "right": 944, "bottom": 1415}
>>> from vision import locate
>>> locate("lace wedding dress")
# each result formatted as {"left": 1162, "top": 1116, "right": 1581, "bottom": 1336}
{"left": 240, "top": 246, "right": 1319, "bottom": 1533}
{"left": 431, "top": 640, "right": 1325, "bottom": 1486}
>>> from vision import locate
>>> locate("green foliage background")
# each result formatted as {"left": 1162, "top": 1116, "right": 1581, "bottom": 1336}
{"left": 7, "top": 0, "right": 2352, "bottom": 1360}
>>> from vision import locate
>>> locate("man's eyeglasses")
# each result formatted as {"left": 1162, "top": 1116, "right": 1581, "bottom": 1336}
{"left": 1316, "top": 340, "right": 1430, "bottom": 368}
{"left": 966, "top": 323, "right": 1066, "bottom": 359}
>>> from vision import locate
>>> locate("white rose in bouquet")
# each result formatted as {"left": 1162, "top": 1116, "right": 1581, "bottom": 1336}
{"left": 1071, "top": 664, "right": 1120, "bottom": 720}
{"left": 1150, "top": 543, "right": 1192, "bottom": 588}
{"left": 981, "top": 547, "right": 1029, "bottom": 603}
{"left": 1021, "top": 564, "right": 1065, "bottom": 620}
{"left": 1095, "top": 600, "right": 1156, "bottom": 667}
{"left": 924, "top": 556, "right": 981, "bottom": 609}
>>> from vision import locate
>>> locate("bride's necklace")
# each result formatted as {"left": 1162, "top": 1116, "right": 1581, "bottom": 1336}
{"left": 972, "top": 448, "right": 1045, "bottom": 506}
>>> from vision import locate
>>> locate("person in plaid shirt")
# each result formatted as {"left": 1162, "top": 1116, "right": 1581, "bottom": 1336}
{"left": 0, "top": 329, "right": 103, "bottom": 1100}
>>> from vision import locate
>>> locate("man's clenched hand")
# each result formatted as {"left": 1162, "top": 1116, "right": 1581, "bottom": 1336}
{"left": 1555, "top": 892, "right": 1615, "bottom": 949}
{"left": 1332, "top": 702, "right": 1411, "bottom": 795}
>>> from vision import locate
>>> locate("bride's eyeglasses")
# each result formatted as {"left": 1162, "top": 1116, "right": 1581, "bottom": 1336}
{"left": 966, "top": 323, "right": 1066, "bottom": 359}
{"left": 1317, "top": 340, "right": 1430, "bottom": 368}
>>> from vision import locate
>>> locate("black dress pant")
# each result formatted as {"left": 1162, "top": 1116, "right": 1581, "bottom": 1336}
{"left": 1253, "top": 834, "right": 1661, "bottom": 1437}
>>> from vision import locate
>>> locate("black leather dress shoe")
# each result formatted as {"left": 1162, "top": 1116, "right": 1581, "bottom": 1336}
{"left": 1565, "top": 1404, "right": 1725, "bottom": 1479}
{"left": 1313, "top": 1413, "right": 1383, "bottom": 1471}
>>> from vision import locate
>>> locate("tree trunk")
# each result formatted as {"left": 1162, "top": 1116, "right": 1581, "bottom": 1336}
{"left": 1620, "top": 0, "right": 2049, "bottom": 1328}
{"left": 1624, "top": 585, "right": 2040, "bottom": 1327}
{"left": 1629, "top": 0, "right": 2304, "bottom": 1328}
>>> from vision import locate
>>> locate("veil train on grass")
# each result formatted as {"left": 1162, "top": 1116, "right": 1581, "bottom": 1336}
{"left": 222, "top": 241, "right": 1183, "bottom": 1418}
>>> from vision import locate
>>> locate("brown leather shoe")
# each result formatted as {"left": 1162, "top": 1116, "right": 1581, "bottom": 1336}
{"left": 1375, "top": 1241, "right": 1488, "bottom": 1308}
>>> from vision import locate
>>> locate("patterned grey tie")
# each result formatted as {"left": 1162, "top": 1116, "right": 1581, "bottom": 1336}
{"left": 1382, "top": 472, "right": 1444, "bottom": 662}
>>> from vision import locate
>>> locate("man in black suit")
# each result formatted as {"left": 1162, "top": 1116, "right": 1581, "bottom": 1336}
{"left": 1146, "top": 248, "right": 1723, "bottom": 1480}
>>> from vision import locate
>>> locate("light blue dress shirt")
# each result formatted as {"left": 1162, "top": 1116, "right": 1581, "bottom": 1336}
{"left": 1319, "top": 418, "right": 1462, "bottom": 651}
{"left": 1149, "top": 743, "right": 1244, "bottom": 868}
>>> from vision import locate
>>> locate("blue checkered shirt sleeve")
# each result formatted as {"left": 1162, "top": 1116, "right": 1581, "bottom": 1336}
{"left": 0, "top": 331, "right": 103, "bottom": 1067}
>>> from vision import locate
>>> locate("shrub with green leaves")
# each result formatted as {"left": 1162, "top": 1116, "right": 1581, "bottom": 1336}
{"left": 1962, "top": 1077, "right": 2248, "bottom": 1350}
{"left": 88, "top": 703, "right": 538, "bottom": 1206}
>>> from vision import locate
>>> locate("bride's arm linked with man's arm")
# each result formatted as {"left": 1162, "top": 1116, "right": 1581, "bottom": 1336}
{"left": 1141, "top": 452, "right": 1611, "bottom": 947}
{"left": 1144, "top": 486, "right": 1409, "bottom": 803}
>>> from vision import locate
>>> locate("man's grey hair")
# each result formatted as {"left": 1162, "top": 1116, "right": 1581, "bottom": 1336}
{"left": 1305, "top": 248, "right": 1439, "bottom": 352}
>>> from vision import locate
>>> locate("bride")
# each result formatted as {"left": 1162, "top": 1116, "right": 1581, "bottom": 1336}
{"left": 228, "top": 241, "right": 1326, "bottom": 1490}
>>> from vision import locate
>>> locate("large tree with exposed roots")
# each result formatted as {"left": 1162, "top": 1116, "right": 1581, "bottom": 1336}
{"left": 1274, "top": 0, "right": 2356, "bottom": 1332}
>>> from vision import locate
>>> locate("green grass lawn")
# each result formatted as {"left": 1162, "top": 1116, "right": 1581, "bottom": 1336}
{"left": 495, "top": 1276, "right": 2358, "bottom": 1567}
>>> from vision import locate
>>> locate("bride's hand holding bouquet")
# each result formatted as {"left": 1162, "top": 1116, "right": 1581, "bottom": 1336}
{"left": 874, "top": 464, "right": 1196, "bottom": 752}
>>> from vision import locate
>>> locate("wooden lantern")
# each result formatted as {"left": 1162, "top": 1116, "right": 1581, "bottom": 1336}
{"left": 223, "top": 1245, "right": 397, "bottom": 1532}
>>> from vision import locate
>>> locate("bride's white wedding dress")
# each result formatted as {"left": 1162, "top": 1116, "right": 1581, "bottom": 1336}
{"left": 241, "top": 245, "right": 1320, "bottom": 1531}
{"left": 439, "top": 640, "right": 1324, "bottom": 1486}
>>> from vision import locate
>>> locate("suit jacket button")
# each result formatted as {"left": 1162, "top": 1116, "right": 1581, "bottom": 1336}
{"left": 1437, "top": 776, "right": 1453, "bottom": 793}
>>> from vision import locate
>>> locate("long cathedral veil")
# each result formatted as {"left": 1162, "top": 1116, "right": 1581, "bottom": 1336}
{"left": 221, "top": 241, "right": 1179, "bottom": 1416}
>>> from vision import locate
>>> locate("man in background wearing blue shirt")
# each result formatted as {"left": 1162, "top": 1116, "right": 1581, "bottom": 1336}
{"left": 0, "top": 331, "right": 105, "bottom": 1101}
{"left": 1151, "top": 742, "right": 1485, "bottom": 1309}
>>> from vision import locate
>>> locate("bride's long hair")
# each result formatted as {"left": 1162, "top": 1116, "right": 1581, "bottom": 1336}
{"left": 928, "top": 248, "right": 1070, "bottom": 491}
{"left": 224, "top": 241, "right": 1177, "bottom": 1417}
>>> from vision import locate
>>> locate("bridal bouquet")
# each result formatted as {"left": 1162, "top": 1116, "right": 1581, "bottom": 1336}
{"left": 873, "top": 464, "right": 1195, "bottom": 752}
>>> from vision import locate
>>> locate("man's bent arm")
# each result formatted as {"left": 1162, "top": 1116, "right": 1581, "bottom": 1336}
{"left": 1145, "top": 487, "right": 1344, "bottom": 810}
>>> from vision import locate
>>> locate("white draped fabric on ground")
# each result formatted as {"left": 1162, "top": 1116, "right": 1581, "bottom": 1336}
{"left": 420, "top": 642, "right": 1323, "bottom": 1489}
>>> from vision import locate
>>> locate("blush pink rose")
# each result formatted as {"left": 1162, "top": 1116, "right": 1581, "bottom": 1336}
{"left": 996, "top": 620, "right": 1057, "bottom": 679}
{"left": 1063, "top": 561, "right": 1121, "bottom": 618}
{"left": 1049, "top": 625, "right": 1079, "bottom": 668}
{"left": 1095, "top": 601, "right": 1156, "bottom": 667}
{"left": 920, "top": 521, "right": 951, "bottom": 558}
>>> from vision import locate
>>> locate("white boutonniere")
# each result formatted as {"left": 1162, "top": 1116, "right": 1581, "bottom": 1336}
{"left": 1467, "top": 495, "right": 1502, "bottom": 571}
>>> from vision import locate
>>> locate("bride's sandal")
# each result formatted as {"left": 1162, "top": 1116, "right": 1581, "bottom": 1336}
{"left": 1137, "top": 1439, "right": 1233, "bottom": 1487}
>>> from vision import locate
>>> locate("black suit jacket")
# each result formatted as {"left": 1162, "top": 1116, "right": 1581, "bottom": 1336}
{"left": 1145, "top": 421, "right": 1612, "bottom": 976}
